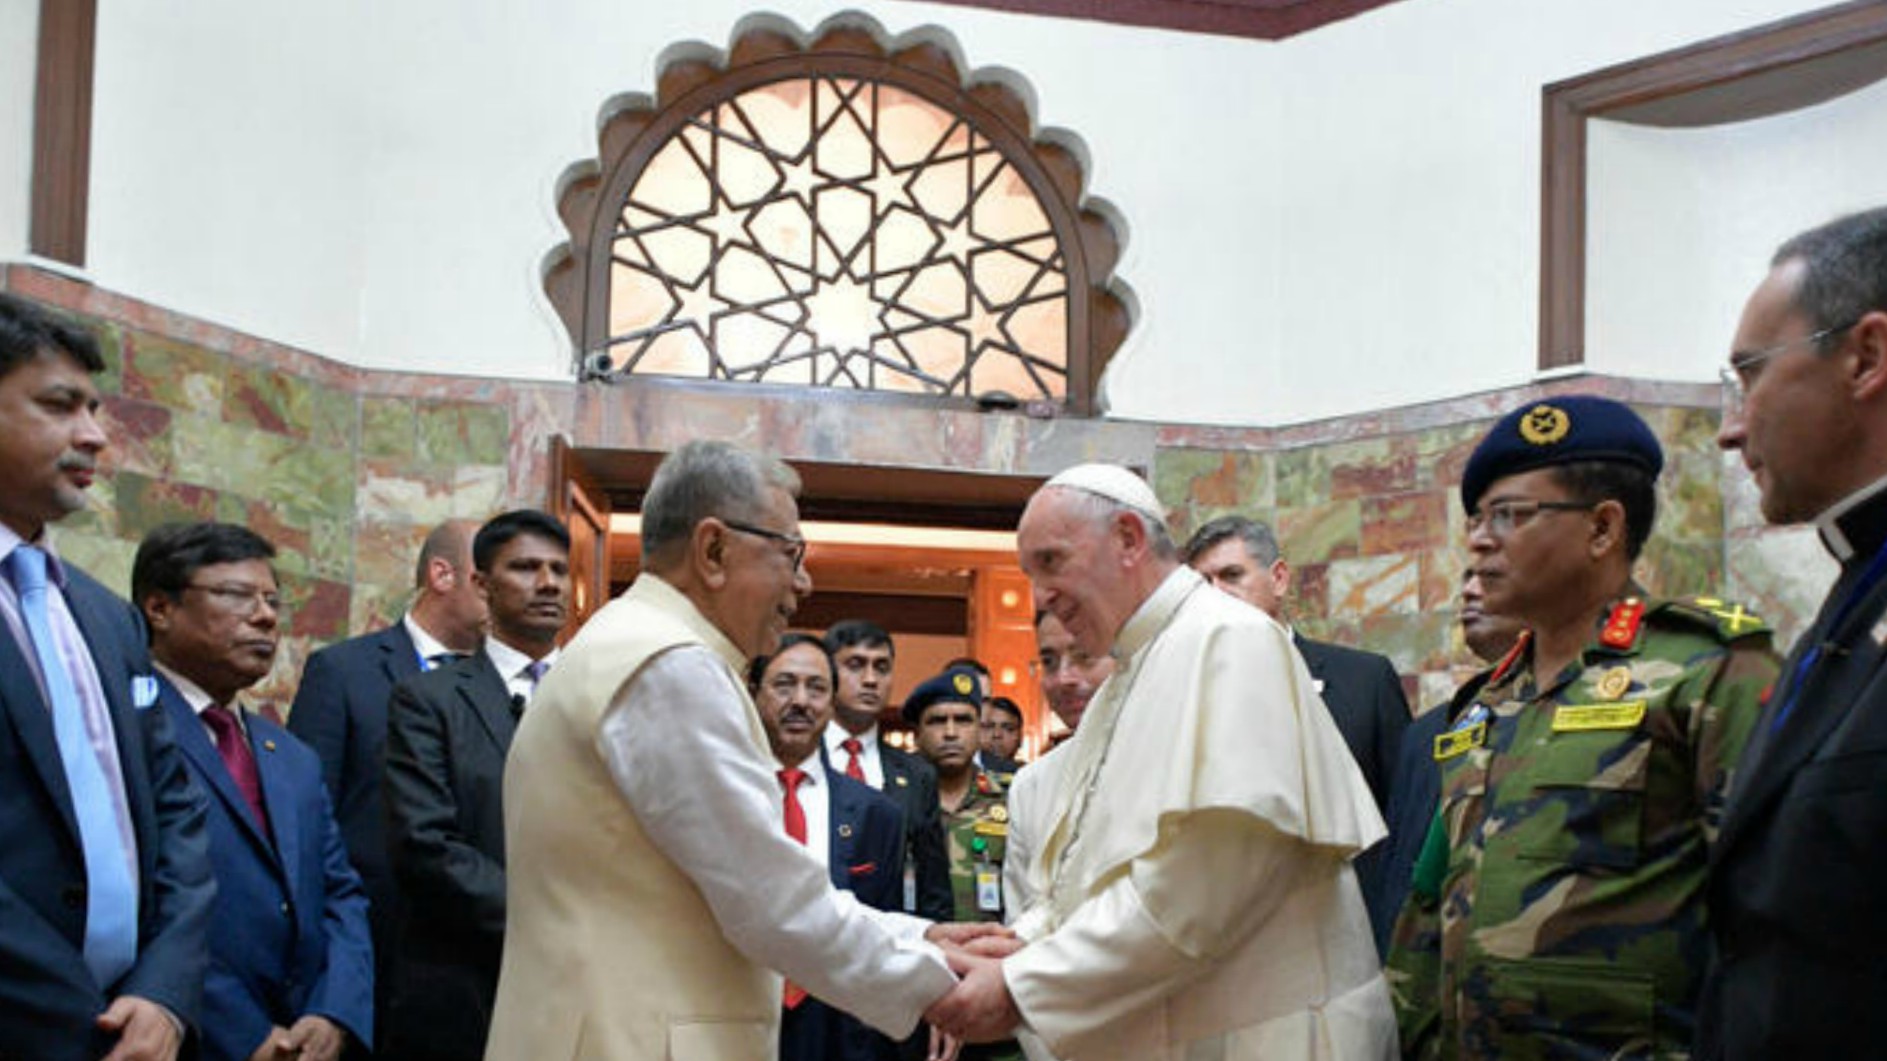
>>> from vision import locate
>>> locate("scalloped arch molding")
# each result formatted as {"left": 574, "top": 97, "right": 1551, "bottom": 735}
{"left": 542, "top": 12, "right": 1134, "bottom": 415}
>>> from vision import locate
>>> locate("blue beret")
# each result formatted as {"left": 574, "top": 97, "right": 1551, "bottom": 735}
{"left": 901, "top": 666, "right": 984, "bottom": 725}
{"left": 1461, "top": 396, "right": 1664, "bottom": 513}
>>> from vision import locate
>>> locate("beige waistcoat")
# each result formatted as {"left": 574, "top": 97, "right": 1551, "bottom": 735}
{"left": 484, "top": 576, "right": 777, "bottom": 1061}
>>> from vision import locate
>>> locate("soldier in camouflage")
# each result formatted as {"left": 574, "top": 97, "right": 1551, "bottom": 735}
{"left": 905, "top": 666, "right": 1021, "bottom": 1061}
{"left": 1386, "top": 395, "right": 1780, "bottom": 1060}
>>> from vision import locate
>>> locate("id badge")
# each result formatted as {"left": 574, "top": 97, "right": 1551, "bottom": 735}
{"left": 975, "top": 863, "right": 1002, "bottom": 914}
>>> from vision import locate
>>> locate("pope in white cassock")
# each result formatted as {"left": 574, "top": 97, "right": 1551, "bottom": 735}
{"left": 933, "top": 464, "right": 1397, "bottom": 1060}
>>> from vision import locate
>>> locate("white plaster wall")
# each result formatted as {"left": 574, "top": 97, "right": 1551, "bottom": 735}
{"left": 0, "top": 0, "right": 37, "bottom": 260}
{"left": 76, "top": 0, "right": 1847, "bottom": 424}
{"left": 1586, "top": 76, "right": 1887, "bottom": 382}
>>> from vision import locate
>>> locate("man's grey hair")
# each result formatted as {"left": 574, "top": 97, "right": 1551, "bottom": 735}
{"left": 1773, "top": 205, "right": 1887, "bottom": 351}
{"left": 1181, "top": 514, "right": 1280, "bottom": 567}
{"left": 1059, "top": 487, "right": 1179, "bottom": 560}
{"left": 641, "top": 441, "right": 801, "bottom": 570}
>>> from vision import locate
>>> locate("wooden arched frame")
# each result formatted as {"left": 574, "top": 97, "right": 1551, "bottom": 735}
{"left": 541, "top": 17, "right": 1132, "bottom": 415}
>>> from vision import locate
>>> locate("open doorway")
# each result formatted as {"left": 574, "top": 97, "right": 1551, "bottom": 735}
{"left": 550, "top": 440, "right": 1062, "bottom": 758}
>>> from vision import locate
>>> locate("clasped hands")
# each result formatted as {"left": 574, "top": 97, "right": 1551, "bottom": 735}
{"left": 921, "top": 922, "right": 1028, "bottom": 1048}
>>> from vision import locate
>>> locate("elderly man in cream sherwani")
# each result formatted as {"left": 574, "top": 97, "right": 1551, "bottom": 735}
{"left": 933, "top": 464, "right": 1397, "bottom": 1061}
{"left": 487, "top": 441, "right": 988, "bottom": 1061}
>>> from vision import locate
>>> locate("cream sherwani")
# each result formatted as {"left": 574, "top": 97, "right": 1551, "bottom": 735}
{"left": 1004, "top": 567, "right": 1396, "bottom": 1061}
{"left": 486, "top": 575, "right": 954, "bottom": 1061}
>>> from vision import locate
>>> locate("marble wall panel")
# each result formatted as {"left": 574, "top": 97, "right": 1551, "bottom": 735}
{"left": 5, "top": 265, "right": 1837, "bottom": 728}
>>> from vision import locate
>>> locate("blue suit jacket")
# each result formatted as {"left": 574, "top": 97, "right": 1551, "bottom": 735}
{"left": 779, "top": 764, "right": 908, "bottom": 1061}
{"left": 160, "top": 679, "right": 373, "bottom": 1060}
{"left": 286, "top": 622, "right": 422, "bottom": 917}
{"left": 0, "top": 562, "right": 215, "bottom": 1061}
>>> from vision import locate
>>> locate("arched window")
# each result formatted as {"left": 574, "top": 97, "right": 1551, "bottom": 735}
{"left": 543, "top": 14, "right": 1132, "bottom": 415}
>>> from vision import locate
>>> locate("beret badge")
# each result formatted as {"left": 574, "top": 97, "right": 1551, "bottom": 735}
{"left": 1518, "top": 404, "right": 1571, "bottom": 446}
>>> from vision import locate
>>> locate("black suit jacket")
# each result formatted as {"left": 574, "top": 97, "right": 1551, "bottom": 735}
{"left": 1294, "top": 634, "right": 1409, "bottom": 938}
{"left": 1699, "top": 490, "right": 1887, "bottom": 1060}
{"left": 876, "top": 739, "right": 954, "bottom": 923}
{"left": 0, "top": 560, "right": 215, "bottom": 1060}
{"left": 781, "top": 767, "right": 907, "bottom": 1061}
{"left": 382, "top": 650, "right": 517, "bottom": 1060}
{"left": 285, "top": 620, "right": 422, "bottom": 1036}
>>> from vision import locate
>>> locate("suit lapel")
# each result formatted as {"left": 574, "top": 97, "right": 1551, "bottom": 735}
{"left": 0, "top": 627, "right": 81, "bottom": 843}
{"left": 457, "top": 653, "right": 517, "bottom": 753}
{"left": 827, "top": 768, "right": 860, "bottom": 890}
{"left": 251, "top": 715, "right": 299, "bottom": 884}
{"left": 1721, "top": 576, "right": 1887, "bottom": 856}
{"left": 378, "top": 623, "right": 421, "bottom": 687}
{"left": 161, "top": 680, "right": 279, "bottom": 866}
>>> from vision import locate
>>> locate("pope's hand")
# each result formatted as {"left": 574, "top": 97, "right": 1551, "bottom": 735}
{"left": 925, "top": 951, "right": 1021, "bottom": 1043}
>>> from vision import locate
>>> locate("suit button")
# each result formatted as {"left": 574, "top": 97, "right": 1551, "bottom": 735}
{"left": 62, "top": 885, "right": 86, "bottom": 909}
{"left": 279, "top": 901, "right": 291, "bottom": 916}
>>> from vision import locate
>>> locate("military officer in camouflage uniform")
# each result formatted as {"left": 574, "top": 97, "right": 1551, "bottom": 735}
{"left": 905, "top": 666, "right": 1020, "bottom": 1061}
{"left": 1386, "top": 395, "right": 1780, "bottom": 1060}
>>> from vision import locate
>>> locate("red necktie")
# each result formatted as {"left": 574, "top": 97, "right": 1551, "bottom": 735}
{"left": 840, "top": 738, "right": 866, "bottom": 782}
{"left": 203, "top": 704, "right": 271, "bottom": 839}
{"left": 779, "top": 768, "right": 809, "bottom": 1008}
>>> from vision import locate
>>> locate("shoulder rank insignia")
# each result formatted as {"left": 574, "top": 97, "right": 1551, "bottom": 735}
{"left": 1600, "top": 598, "right": 1646, "bottom": 649}
{"left": 1672, "top": 596, "right": 1770, "bottom": 640}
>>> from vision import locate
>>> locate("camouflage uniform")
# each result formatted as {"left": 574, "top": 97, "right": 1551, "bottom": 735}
{"left": 941, "top": 766, "right": 1011, "bottom": 923}
{"left": 939, "top": 766, "right": 1020, "bottom": 1061}
{"left": 1386, "top": 596, "right": 1778, "bottom": 1060}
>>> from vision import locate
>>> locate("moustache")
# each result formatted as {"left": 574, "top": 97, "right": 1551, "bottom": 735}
{"left": 57, "top": 454, "right": 96, "bottom": 473}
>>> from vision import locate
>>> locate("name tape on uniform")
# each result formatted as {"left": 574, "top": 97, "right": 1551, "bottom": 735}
{"left": 1551, "top": 701, "right": 1646, "bottom": 732}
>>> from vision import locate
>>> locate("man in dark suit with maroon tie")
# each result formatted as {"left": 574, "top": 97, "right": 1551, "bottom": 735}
{"left": 135, "top": 521, "right": 372, "bottom": 1061}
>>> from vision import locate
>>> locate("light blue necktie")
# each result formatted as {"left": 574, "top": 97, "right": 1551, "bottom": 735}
{"left": 6, "top": 545, "right": 138, "bottom": 987}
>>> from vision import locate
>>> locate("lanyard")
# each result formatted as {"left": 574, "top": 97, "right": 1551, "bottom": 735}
{"left": 1770, "top": 538, "right": 1887, "bottom": 734}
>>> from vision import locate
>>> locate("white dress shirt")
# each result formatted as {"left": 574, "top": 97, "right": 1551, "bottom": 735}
{"left": 778, "top": 749, "right": 831, "bottom": 869}
{"left": 484, "top": 636, "right": 560, "bottom": 704}
{"left": 823, "top": 720, "right": 885, "bottom": 788}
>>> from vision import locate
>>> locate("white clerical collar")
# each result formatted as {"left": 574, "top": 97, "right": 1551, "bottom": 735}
{"left": 1816, "top": 471, "right": 1887, "bottom": 562}
{"left": 1112, "top": 566, "right": 1202, "bottom": 663}
{"left": 484, "top": 636, "right": 556, "bottom": 685}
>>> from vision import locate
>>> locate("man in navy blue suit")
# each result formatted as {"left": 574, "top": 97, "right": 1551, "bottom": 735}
{"left": 752, "top": 633, "right": 907, "bottom": 1061}
{"left": 0, "top": 292, "right": 216, "bottom": 1061}
{"left": 134, "top": 521, "right": 372, "bottom": 1061}
{"left": 285, "top": 517, "right": 484, "bottom": 1045}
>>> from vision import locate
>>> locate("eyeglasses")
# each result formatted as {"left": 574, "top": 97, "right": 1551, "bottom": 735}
{"left": 1030, "top": 649, "right": 1100, "bottom": 678}
{"left": 1721, "top": 319, "right": 1858, "bottom": 417}
{"left": 764, "top": 673, "right": 830, "bottom": 700}
{"left": 1464, "top": 499, "right": 1593, "bottom": 540}
{"left": 724, "top": 520, "right": 808, "bottom": 570}
{"left": 182, "top": 583, "right": 283, "bottom": 617}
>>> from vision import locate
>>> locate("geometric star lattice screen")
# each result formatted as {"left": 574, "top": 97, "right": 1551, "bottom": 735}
{"left": 544, "top": 15, "right": 1132, "bottom": 414}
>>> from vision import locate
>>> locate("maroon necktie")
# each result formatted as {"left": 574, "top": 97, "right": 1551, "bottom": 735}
{"left": 203, "top": 704, "right": 270, "bottom": 838}
{"left": 779, "top": 767, "right": 809, "bottom": 1008}
{"left": 840, "top": 738, "right": 866, "bottom": 782}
